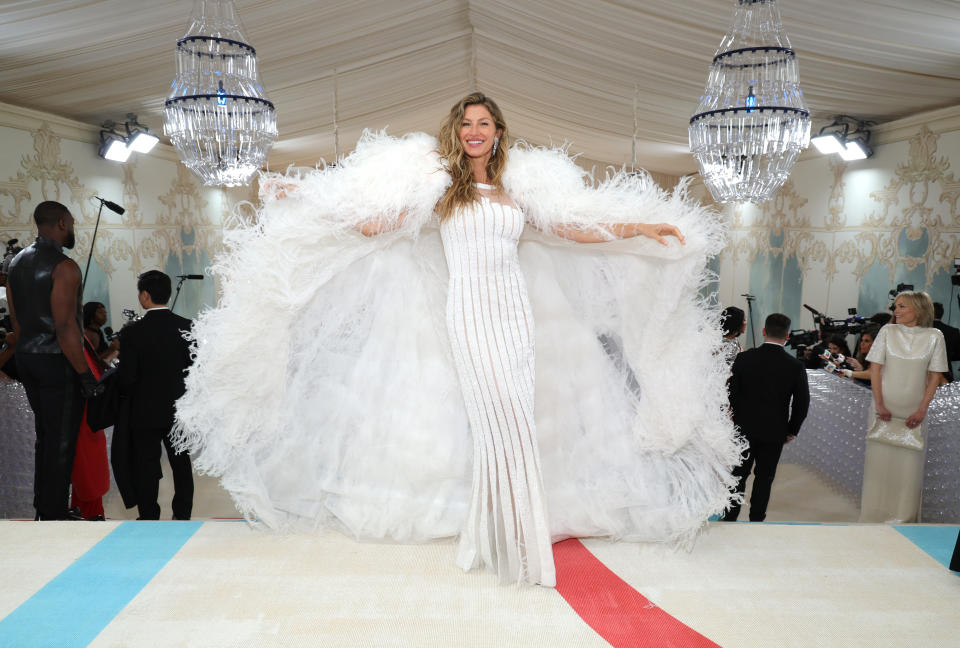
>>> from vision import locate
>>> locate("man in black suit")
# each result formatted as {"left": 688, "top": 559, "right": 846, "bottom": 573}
{"left": 119, "top": 270, "right": 194, "bottom": 520}
{"left": 722, "top": 313, "right": 810, "bottom": 522}
{"left": 932, "top": 302, "right": 960, "bottom": 381}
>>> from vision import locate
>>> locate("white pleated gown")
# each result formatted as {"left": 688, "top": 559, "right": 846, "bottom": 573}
{"left": 440, "top": 184, "right": 555, "bottom": 586}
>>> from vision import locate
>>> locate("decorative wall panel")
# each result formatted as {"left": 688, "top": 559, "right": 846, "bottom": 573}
{"left": 718, "top": 124, "right": 960, "bottom": 346}
{"left": 0, "top": 119, "right": 253, "bottom": 328}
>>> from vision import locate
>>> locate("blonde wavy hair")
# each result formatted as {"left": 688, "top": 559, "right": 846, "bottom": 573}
{"left": 895, "top": 290, "right": 935, "bottom": 327}
{"left": 435, "top": 92, "right": 509, "bottom": 220}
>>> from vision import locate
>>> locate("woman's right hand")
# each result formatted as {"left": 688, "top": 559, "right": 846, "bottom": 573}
{"left": 875, "top": 403, "right": 892, "bottom": 421}
{"left": 259, "top": 178, "right": 299, "bottom": 201}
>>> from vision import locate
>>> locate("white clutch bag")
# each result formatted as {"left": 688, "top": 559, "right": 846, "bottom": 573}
{"left": 865, "top": 416, "right": 923, "bottom": 451}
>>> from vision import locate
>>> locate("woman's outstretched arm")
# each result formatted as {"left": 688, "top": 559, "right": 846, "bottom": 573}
{"left": 549, "top": 222, "right": 685, "bottom": 245}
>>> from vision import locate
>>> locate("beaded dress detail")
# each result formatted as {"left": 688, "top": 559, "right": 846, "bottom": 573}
{"left": 440, "top": 183, "right": 554, "bottom": 586}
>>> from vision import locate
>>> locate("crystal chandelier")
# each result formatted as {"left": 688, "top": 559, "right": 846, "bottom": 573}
{"left": 689, "top": 0, "right": 810, "bottom": 204}
{"left": 163, "top": 0, "right": 278, "bottom": 187}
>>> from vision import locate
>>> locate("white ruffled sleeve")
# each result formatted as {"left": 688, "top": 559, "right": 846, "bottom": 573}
{"left": 503, "top": 143, "right": 726, "bottom": 262}
{"left": 259, "top": 130, "right": 450, "bottom": 236}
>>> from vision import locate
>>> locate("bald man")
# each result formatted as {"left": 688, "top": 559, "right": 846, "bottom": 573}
{"left": 6, "top": 201, "right": 103, "bottom": 520}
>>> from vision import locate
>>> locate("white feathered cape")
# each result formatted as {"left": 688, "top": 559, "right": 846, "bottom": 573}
{"left": 174, "top": 130, "right": 743, "bottom": 547}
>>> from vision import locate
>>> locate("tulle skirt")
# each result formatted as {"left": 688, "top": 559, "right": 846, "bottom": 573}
{"left": 175, "top": 220, "right": 743, "bottom": 548}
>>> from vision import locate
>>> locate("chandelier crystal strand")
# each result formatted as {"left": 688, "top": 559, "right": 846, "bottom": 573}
{"left": 689, "top": 0, "right": 810, "bottom": 204}
{"left": 163, "top": 0, "right": 277, "bottom": 187}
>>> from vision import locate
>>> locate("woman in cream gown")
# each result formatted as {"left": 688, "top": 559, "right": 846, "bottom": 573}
{"left": 174, "top": 93, "right": 744, "bottom": 586}
{"left": 859, "top": 291, "right": 948, "bottom": 523}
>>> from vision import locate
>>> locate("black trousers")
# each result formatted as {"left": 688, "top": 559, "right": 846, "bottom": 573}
{"left": 16, "top": 353, "right": 84, "bottom": 520}
{"left": 131, "top": 425, "right": 194, "bottom": 520}
{"left": 721, "top": 437, "right": 785, "bottom": 522}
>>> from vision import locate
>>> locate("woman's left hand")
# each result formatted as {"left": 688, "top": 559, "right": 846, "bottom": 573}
{"left": 905, "top": 407, "right": 927, "bottom": 429}
{"left": 637, "top": 223, "right": 685, "bottom": 246}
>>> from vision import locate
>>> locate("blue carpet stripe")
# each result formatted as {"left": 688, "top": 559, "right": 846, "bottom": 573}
{"left": 0, "top": 521, "right": 202, "bottom": 648}
{"left": 894, "top": 525, "right": 960, "bottom": 570}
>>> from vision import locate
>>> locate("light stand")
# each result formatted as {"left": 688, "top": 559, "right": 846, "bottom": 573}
{"left": 81, "top": 197, "right": 125, "bottom": 299}
{"left": 742, "top": 293, "right": 757, "bottom": 348}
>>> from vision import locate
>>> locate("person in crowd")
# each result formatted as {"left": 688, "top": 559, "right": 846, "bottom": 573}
{"left": 932, "top": 302, "right": 960, "bottom": 381}
{"left": 118, "top": 270, "right": 194, "bottom": 520}
{"left": 719, "top": 306, "right": 746, "bottom": 367}
{"left": 825, "top": 334, "right": 852, "bottom": 360}
{"left": 722, "top": 313, "right": 810, "bottom": 522}
{"left": 0, "top": 269, "right": 17, "bottom": 379}
{"left": 83, "top": 301, "right": 119, "bottom": 365}
{"left": 5, "top": 201, "right": 103, "bottom": 520}
{"left": 859, "top": 290, "right": 947, "bottom": 523}
{"left": 842, "top": 324, "right": 879, "bottom": 385}
{"left": 69, "top": 329, "right": 111, "bottom": 521}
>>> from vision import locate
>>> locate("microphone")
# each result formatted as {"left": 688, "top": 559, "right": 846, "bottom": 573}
{"left": 95, "top": 197, "right": 125, "bottom": 215}
{"left": 176, "top": 274, "right": 204, "bottom": 280}
{"left": 803, "top": 303, "right": 823, "bottom": 317}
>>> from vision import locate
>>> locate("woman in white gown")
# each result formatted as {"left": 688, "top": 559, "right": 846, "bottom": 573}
{"left": 859, "top": 291, "right": 947, "bottom": 523}
{"left": 437, "top": 96, "right": 682, "bottom": 585}
{"left": 174, "top": 93, "right": 744, "bottom": 586}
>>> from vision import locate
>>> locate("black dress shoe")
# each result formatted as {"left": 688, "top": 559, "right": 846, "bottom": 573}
{"left": 83, "top": 515, "right": 106, "bottom": 521}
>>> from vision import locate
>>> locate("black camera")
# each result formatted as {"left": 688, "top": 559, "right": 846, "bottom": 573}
{"left": 1, "top": 238, "right": 23, "bottom": 275}
{"left": 787, "top": 329, "right": 818, "bottom": 349}
{"left": 888, "top": 282, "right": 913, "bottom": 299}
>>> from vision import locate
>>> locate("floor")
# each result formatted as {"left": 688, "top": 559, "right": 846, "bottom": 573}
{"left": 1, "top": 463, "right": 957, "bottom": 648}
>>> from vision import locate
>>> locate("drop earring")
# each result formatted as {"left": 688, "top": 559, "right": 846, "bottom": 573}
{"left": 492, "top": 137, "right": 499, "bottom": 156}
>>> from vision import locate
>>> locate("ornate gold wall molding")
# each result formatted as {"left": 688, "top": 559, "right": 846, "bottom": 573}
{"left": 825, "top": 158, "right": 847, "bottom": 230}
{"left": 0, "top": 120, "right": 232, "bottom": 291}
{"left": 725, "top": 123, "right": 960, "bottom": 288}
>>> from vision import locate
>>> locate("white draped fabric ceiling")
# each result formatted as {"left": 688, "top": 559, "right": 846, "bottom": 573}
{"left": 1, "top": 0, "right": 959, "bottom": 176}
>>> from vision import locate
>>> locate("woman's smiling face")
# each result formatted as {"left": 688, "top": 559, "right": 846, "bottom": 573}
{"left": 458, "top": 104, "right": 500, "bottom": 160}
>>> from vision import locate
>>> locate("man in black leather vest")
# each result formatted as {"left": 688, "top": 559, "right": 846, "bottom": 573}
{"left": 6, "top": 201, "right": 103, "bottom": 520}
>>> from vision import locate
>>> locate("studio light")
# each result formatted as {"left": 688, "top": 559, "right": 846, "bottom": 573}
{"left": 811, "top": 116, "right": 873, "bottom": 161}
{"left": 98, "top": 116, "right": 160, "bottom": 163}
{"left": 839, "top": 130, "right": 872, "bottom": 161}
{"left": 98, "top": 121, "right": 131, "bottom": 162}
{"left": 811, "top": 131, "right": 846, "bottom": 155}
{"left": 125, "top": 113, "right": 159, "bottom": 153}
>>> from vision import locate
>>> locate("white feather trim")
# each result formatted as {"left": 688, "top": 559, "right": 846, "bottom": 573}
{"left": 174, "top": 130, "right": 743, "bottom": 547}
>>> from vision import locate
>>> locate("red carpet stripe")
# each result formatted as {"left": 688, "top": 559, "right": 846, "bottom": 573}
{"left": 554, "top": 539, "right": 721, "bottom": 648}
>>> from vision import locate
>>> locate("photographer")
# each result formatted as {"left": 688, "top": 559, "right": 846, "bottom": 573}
{"left": 789, "top": 305, "right": 868, "bottom": 370}
{"left": 841, "top": 325, "right": 880, "bottom": 385}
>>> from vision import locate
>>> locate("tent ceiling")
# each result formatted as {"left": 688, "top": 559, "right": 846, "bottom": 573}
{"left": 1, "top": 0, "right": 959, "bottom": 176}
